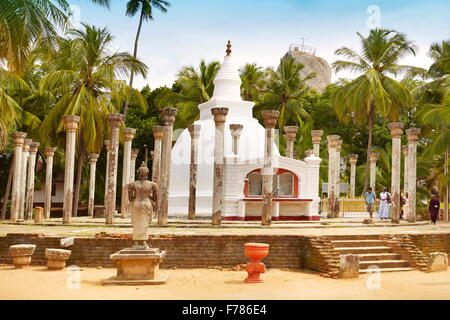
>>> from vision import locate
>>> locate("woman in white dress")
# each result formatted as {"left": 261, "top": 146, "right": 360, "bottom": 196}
{"left": 378, "top": 187, "right": 391, "bottom": 220}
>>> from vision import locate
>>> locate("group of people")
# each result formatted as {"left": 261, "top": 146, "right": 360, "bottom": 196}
{"left": 364, "top": 187, "right": 441, "bottom": 224}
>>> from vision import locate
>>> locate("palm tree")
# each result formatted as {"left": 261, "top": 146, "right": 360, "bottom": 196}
{"left": 239, "top": 63, "right": 266, "bottom": 102}
{"left": 257, "top": 57, "right": 315, "bottom": 129}
{"left": 39, "top": 24, "right": 148, "bottom": 217}
{"left": 123, "top": 0, "right": 171, "bottom": 117}
{"left": 332, "top": 29, "right": 419, "bottom": 194}
{"left": 158, "top": 60, "right": 220, "bottom": 127}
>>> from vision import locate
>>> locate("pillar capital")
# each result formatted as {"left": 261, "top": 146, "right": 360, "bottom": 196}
{"left": 23, "top": 139, "right": 32, "bottom": 151}
{"left": 327, "top": 135, "right": 340, "bottom": 148}
{"left": 63, "top": 115, "right": 80, "bottom": 132}
{"left": 11, "top": 132, "right": 27, "bottom": 146}
{"left": 229, "top": 124, "right": 243, "bottom": 137}
{"left": 402, "top": 145, "right": 409, "bottom": 156}
{"left": 160, "top": 107, "right": 178, "bottom": 126}
{"left": 188, "top": 124, "right": 202, "bottom": 138}
{"left": 122, "top": 128, "right": 136, "bottom": 141}
{"left": 104, "top": 140, "right": 110, "bottom": 152}
{"left": 211, "top": 107, "right": 229, "bottom": 124}
{"left": 45, "top": 147, "right": 57, "bottom": 156}
{"left": 348, "top": 154, "right": 358, "bottom": 165}
{"left": 29, "top": 142, "right": 40, "bottom": 154}
{"left": 107, "top": 113, "right": 124, "bottom": 128}
{"left": 311, "top": 129, "right": 324, "bottom": 139}
{"left": 152, "top": 126, "right": 164, "bottom": 140}
{"left": 336, "top": 139, "right": 343, "bottom": 152}
{"left": 388, "top": 122, "right": 404, "bottom": 137}
{"left": 131, "top": 148, "right": 139, "bottom": 160}
{"left": 369, "top": 152, "right": 379, "bottom": 163}
{"left": 284, "top": 126, "right": 298, "bottom": 141}
{"left": 261, "top": 110, "right": 279, "bottom": 128}
{"left": 89, "top": 153, "right": 99, "bottom": 163}
{"left": 406, "top": 128, "right": 421, "bottom": 142}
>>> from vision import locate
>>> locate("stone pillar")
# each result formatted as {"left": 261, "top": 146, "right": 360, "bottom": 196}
{"left": 335, "top": 139, "right": 343, "bottom": 198}
{"left": 188, "top": 124, "right": 201, "bottom": 220}
{"left": 402, "top": 145, "right": 409, "bottom": 196}
{"left": 152, "top": 126, "right": 163, "bottom": 187}
{"left": 105, "top": 114, "right": 124, "bottom": 225}
{"left": 369, "top": 152, "right": 379, "bottom": 192}
{"left": 158, "top": 108, "right": 177, "bottom": 226}
{"left": 261, "top": 110, "right": 279, "bottom": 226}
{"left": 406, "top": 128, "right": 421, "bottom": 223}
{"left": 62, "top": 115, "right": 80, "bottom": 224}
{"left": 327, "top": 135, "right": 340, "bottom": 218}
{"left": 25, "top": 142, "right": 40, "bottom": 220}
{"left": 284, "top": 126, "right": 298, "bottom": 158}
{"left": 121, "top": 128, "right": 136, "bottom": 218}
{"left": 311, "top": 130, "right": 324, "bottom": 157}
{"left": 103, "top": 140, "right": 110, "bottom": 205}
{"left": 229, "top": 124, "right": 243, "bottom": 155}
{"left": 348, "top": 154, "right": 358, "bottom": 198}
{"left": 44, "top": 147, "right": 57, "bottom": 219}
{"left": 388, "top": 122, "right": 404, "bottom": 224}
{"left": 211, "top": 107, "right": 229, "bottom": 226}
{"left": 10, "top": 132, "right": 26, "bottom": 222}
{"left": 88, "top": 153, "right": 99, "bottom": 217}
{"left": 130, "top": 148, "right": 139, "bottom": 182}
{"left": 19, "top": 139, "right": 31, "bottom": 220}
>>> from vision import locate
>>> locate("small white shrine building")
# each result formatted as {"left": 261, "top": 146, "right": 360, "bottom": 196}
{"left": 168, "top": 46, "right": 321, "bottom": 220}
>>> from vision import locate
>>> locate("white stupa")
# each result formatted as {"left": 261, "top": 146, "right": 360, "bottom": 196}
{"left": 168, "top": 42, "right": 279, "bottom": 216}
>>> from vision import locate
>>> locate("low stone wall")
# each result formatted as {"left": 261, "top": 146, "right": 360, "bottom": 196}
{"left": 1, "top": 232, "right": 449, "bottom": 271}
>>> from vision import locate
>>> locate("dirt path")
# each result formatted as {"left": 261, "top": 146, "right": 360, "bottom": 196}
{"left": 1, "top": 266, "right": 449, "bottom": 300}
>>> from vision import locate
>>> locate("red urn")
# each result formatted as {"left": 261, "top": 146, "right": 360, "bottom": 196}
{"left": 244, "top": 243, "right": 269, "bottom": 283}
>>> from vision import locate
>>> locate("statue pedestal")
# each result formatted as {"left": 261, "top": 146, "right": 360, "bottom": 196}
{"left": 104, "top": 247, "right": 168, "bottom": 285}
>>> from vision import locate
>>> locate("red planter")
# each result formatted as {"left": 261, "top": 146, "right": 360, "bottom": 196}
{"left": 244, "top": 243, "right": 269, "bottom": 283}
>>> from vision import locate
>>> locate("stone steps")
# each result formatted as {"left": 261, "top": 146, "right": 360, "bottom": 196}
{"left": 358, "top": 253, "right": 402, "bottom": 261}
{"left": 334, "top": 246, "right": 394, "bottom": 254}
{"left": 331, "top": 240, "right": 386, "bottom": 248}
{"left": 359, "top": 267, "right": 415, "bottom": 273}
{"left": 359, "top": 260, "right": 410, "bottom": 269}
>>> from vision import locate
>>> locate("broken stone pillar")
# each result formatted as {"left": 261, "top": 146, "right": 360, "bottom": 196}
{"left": 311, "top": 130, "right": 324, "bottom": 157}
{"left": 229, "top": 124, "right": 243, "bottom": 155}
{"left": 34, "top": 207, "right": 44, "bottom": 223}
{"left": 121, "top": 128, "right": 136, "bottom": 218}
{"left": 10, "top": 132, "right": 26, "bottom": 222}
{"left": 44, "top": 147, "right": 57, "bottom": 219}
{"left": 339, "top": 254, "right": 360, "bottom": 278}
{"left": 388, "top": 122, "right": 404, "bottom": 224}
{"left": 369, "top": 152, "right": 379, "bottom": 192}
{"left": 402, "top": 145, "right": 409, "bottom": 195}
{"left": 304, "top": 149, "right": 314, "bottom": 158}
{"left": 152, "top": 126, "right": 163, "bottom": 189}
{"left": 283, "top": 126, "right": 298, "bottom": 158}
{"left": 261, "top": 110, "right": 279, "bottom": 226}
{"left": 130, "top": 148, "right": 139, "bottom": 182}
{"left": 88, "top": 153, "right": 99, "bottom": 217}
{"left": 25, "top": 142, "right": 40, "bottom": 220}
{"left": 326, "top": 135, "right": 340, "bottom": 218}
{"left": 427, "top": 252, "right": 448, "bottom": 272}
{"left": 19, "top": 139, "right": 31, "bottom": 221}
{"left": 348, "top": 154, "right": 358, "bottom": 198}
{"left": 62, "top": 115, "right": 80, "bottom": 224}
{"left": 106, "top": 114, "right": 124, "bottom": 225}
{"left": 158, "top": 108, "right": 177, "bottom": 226}
{"left": 188, "top": 124, "right": 201, "bottom": 220}
{"left": 406, "top": 128, "right": 421, "bottom": 223}
{"left": 211, "top": 107, "right": 229, "bottom": 226}
{"left": 103, "top": 140, "right": 110, "bottom": 206}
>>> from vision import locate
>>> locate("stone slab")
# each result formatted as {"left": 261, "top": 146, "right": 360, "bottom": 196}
{"left": 339, "top": 254, "right": 360, "bottom": 278}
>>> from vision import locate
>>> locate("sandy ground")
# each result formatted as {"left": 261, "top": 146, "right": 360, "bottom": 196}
{"left": 1, "top": 265, "right": 449, "bottom": 300}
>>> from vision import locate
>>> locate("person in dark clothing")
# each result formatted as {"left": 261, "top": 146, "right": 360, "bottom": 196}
{"left": 429, "top": 193, "right": 440, "bottom": 224}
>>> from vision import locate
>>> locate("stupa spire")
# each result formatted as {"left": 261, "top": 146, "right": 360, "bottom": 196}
{"left": 226, "top": 40, "right": 232, "bottom": 56}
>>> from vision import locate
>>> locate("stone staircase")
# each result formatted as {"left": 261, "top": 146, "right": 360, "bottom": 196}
{"left": 330, "top": 238, "right": 415, "bottom": 273}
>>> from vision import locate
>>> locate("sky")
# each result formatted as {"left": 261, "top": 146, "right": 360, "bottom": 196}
{"left": 69, "top": 0, "right": 450, "bottom": 89}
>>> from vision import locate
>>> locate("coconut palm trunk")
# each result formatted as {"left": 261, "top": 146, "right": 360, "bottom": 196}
{"left": 363, "top": 103, "right": 375, "bottom": 195}
{"left": 445, "top": 146, "right": 449, "bottom": 221}
{"left": 123, "top": 7, "right": 145, "bottom": 118}
{"left": 72, "top": 143, "right": 86, "bottom": 217}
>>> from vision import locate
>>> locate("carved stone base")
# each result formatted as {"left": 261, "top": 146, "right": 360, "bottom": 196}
{"left": 104, "top": 247, "right": 168, "bottom": 285}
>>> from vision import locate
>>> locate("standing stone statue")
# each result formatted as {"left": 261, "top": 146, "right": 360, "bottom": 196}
{"left": 126, "top": 162, "right": 158, "bottom": 249}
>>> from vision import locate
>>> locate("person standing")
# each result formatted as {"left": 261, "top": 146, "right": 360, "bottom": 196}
{"left": 400, "top": 187, "right": 407, "bottom": 219}
{"left": 429, "top": 193, "right": 440, "bottom": 225}
{"left": 378, "top": 187, "right": 391, "bottom": 220}
{"left": 364, "top": 187, "right": 376, "bottom": 219}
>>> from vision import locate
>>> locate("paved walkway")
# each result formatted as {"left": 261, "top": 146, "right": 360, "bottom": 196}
{"left": 1, "top": 217, "right": 449, "bottom": 237}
